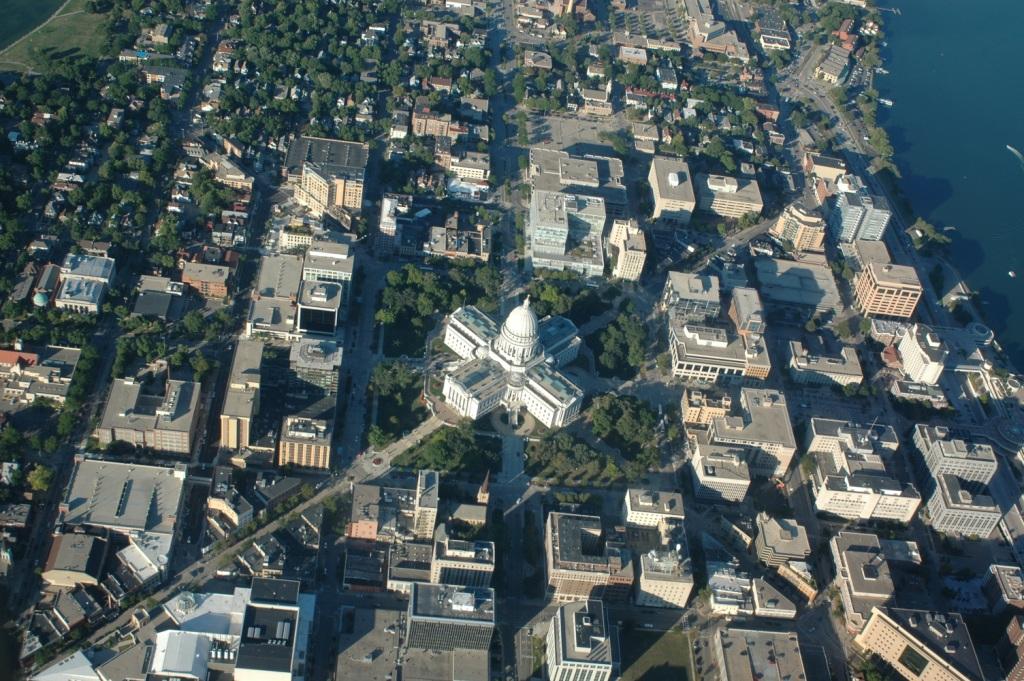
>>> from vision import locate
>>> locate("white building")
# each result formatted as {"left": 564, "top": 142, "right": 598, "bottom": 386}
{"left": 442, "top": 298, "right": 584, "bottom": 428}
{"left": 691, "top": 443, "right": 751, "bottom": 502}
{"left": 546, "top": 600, "right": 617, "bottom": 681}
{"left": 623, "top": 489, "right": 684, "bottom": 528}
{"left": 898, "top": 324, "right": 948, "bottom": 386}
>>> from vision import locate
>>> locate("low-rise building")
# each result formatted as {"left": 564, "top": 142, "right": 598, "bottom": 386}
{"left": 530, "top": 149, "right": 626, "bottom": 217}
{"left": 0, "top": 344, "right": 80, "bottom": 405}
{"left": 95, "top": 376, "right": 201, "bottom": 455}
{"left": 406, "top": 583, "right": 495, "bottom": 651}
{"left": 42, "top": 534, "right": 108, "bottom": 588}
{"left": 788, "top": 338, "right": 863, "bottom": 387}
{"left": 182, "top": 261, "right": 232, "bottom": 298}
{"left": 680, "top": 389, "right": 731, "bottom": 426}
{"left": 431, "top": 524, "right": 495, "bottom": 588}
{"left": 662, "top": 272, "right": 721, "bottom": 322}
{"left": 754, "top": 255, "right": 843, "bottom": 316}
{"left": 667, "top": 317, "right": 771, "bottom": 382}
{"left": 713, "top": 628, "right": 807, "bottom": 681}
{"left": 803, "top": 152, "right": 847, "bottom": 182}
{"left": 754, "top": 513, "right": 810, "bottom": 567}
{"left": 854, "top": 608, "right": 982, "bottom": 681}
{"left": 815, "top": 44, "right": 851, "bottom": 84}
{"left": 623, "top": 489, "right": 684, "bottom": 528}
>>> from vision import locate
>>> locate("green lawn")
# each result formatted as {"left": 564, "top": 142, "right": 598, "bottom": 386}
{"left": 0, "top": 0, "right": 107, "bottom": 72}
{"left": 620, "top": 629, "right": 693, "bottom": 681}
{"left": 0, "top": 0, "right": 65, "bottom": 50}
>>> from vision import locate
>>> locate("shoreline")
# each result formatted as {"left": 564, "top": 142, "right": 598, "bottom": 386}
{"left": 869, "top": 18, "right": 1017, "bottom": 372}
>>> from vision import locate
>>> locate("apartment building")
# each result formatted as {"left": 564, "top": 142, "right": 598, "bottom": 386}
{"left": 181, "top": 261, "right": 232, "bottom": 299}
{"left": 414, "top": 470, "right": 440, "bottom": 540}
{"left": 649, "top": 156, "right": 696, "bottom": 224}
{"left": 771, "top": 203, "right": 826, "bottom": 252}
{"left": 831, "top": 189, "right": 892, "bottom": 242}
{"left": 695, "top": 173, "right": 763, "bottom": 219}
{"left": 803, "top": 152, "right": 847, "bottom": 182}
{"left": 277, "top": 416, "right": 332, "bottom": 470}
{"left": 545, "top": 513, "right": 634, "bottom": 602}
{"left": 286, "top": 136, "right": 368, "bottom": 214}
{"left": 854, "top": 608, "right": 982, "bottom": 681}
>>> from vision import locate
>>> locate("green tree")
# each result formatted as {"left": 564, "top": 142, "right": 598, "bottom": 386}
{"left": 27, "top": 465, "right": 54, "bottom": 493}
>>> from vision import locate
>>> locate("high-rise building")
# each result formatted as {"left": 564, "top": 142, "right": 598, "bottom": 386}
{"left": 695, "top": 173, "right": 764, "bottom": 219}
{"left": 649, "top": 156, "right": 696, "bottom": 224}
{"left": 286, "top": 136, "right": 368, "bottom": 215}
{"left": 770, "top": 203, "right": 826, "bottom": 252}
{"left": 414, "top": 470, "right": 439, "bottom": 540}
{"left": 851, "top": 241, "right": 923, "bottom": 319}
{"left": 277, "top": 416, "right": 332, "bottom": 470}
{"left": 221, "top": 339, "right": 263, "bottom": 451}
{"left": 709, "top": 388, "right": 796, "bottom": 477}
{"left": 546, "top": 600, "right": 618, "bottom": 681}
{"left": 406, "top": 583, "right": 496, "bottom": 651}
{"left": 528, "top": 190, "right": 607, "bottom": 277}
{"left": 623, "top": 489, "right": 684, "bottom": 528}
{"left": 431, "top": 524, "right": 495, "bottom": 588}
{"left": 754, "top": 513, "right": 810, "bottom": 567}
{"left": 830, "top": 532, "right": 895, "bottom": 633}
{"left": 830, "top": 190, "right": 892, "bottom": 242}
{"left": 608, "top": 219, "right": 647, "bottom": 281}
{"left": 545, "top": 513, "right": 634, "bottom": 602}
{"left": 898, "top": 324, "right": 949, "bottom": 385}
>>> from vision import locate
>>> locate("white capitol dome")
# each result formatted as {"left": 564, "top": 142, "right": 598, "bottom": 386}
{"left": 493, "top": 296, "right": 541, "bottom": 366}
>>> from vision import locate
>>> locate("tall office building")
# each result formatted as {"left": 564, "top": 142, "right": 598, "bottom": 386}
{"left": 546, "top": 600, "right": 618, "bottom": 681}
{"left": 898, "top": 324, "right": 949, "bottom": 385}
{"left": 406, "top": 583, "right": 496, "bottom": 651}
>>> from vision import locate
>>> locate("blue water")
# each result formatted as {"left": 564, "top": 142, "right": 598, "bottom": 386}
{"left": 875, "top": 0, "right": 1024, "bottom": 364}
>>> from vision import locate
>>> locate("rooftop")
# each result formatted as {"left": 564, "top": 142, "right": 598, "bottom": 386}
{"left": 756, "top": 513, "right": 811, "bottom": 558}
{"left": 98, "top": 377, "right": 201, "bottom": 434}
{"left": 62, "top": 459, "right": 186, "bottom": 535}
{"left": 650, "top": 155, "right": 696, "bottom": 204}
{"left": 875, "top": 608, "right": 982, "bottom": 681}
{"left": 285, "top": 135, "right": 368, "bottom": 178}
{"left": 409, "top": 583, "right": 495, "bottom": 623}
{"left": 754, "top": 256, "right": 842, "bottom": 312}
{"left": 713, "top": 388, "right": 795, "bottom": 450}
{"left": 716, "top": 628, "right": 806, "bottom": 681}
{"left": 559, "top": 600, "right": 616, "bottom": 666}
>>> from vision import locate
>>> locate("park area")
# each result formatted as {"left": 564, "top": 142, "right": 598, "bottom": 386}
{"left": 620, "top": 629, "right": 694, "bottom": 681}
{"left": 0, "top": 0, "right": 107, "bottom": 72}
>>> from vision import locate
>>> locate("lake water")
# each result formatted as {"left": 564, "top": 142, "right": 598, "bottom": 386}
{"left": 875, "top": 0, "right": 1024, "bottom": 364}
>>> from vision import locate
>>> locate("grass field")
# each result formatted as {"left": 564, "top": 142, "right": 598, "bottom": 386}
{"left": 0, "top": 0, "right": 107, "bottom": 72}
{"left": 620, "top": 629, "right": 693, "bottom": 681}
{"left": 0, "top": 0, "right": 65, "bottom": 50}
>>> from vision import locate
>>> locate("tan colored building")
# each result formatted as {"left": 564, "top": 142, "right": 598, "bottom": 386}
{"left": 695, "top": 173, "right": 764, "bottom": 219}
{"left": 802, "top": 152, "right": 847, "bottom": 182}
{"left": 853, "top": 243, "right": 923, "bottom": 318}
{"left": 286, "top": 136, "right": 368, "bottom": 214}
{"left": 770, "top": 204, "right": 825, "bottom": 253}
{"left": 545, "top": 513, "right": 634, "bottom": 602}
{"left": 754, "top": 513, "right": 810, "bottom": 567}
{"left": 411, "top": 106, "right": 452, "bottom": 138}
{"left": 220, "top": 340, "right": 263, "bottom": 451}
{"left": 42, "top": 534, "right": 108, "bottom": 588}
{"left": 608, "top": 219, "right": 647, "bottom": 281}
{"left": 181, "top": 261, "right": 232, "bottom": 298}
{"left": 649, "top": 156, "right": 696, "bottom": 224}
{"left": 414, "top": 470, "right": 439, "bottom": 540}
{"left": 854, "top": 607, "right": 982, "bottom": 681}
{"left": 277, "top": 416, "right": 332, "bottom": 469}
{"left": 681, "top": 389, "right": 731, "bottom": 426}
